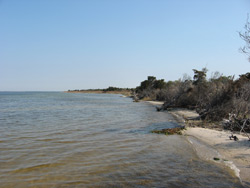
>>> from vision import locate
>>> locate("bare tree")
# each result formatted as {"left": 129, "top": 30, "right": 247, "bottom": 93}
{"left": 233, "top": 82, "right": 250, "bottom": 118}
{"left": 239, "top": 14, "right": 250, "bottom": 62}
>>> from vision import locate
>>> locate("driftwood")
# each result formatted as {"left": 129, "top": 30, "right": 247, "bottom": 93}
{"left": 132, "top": 92, "right": 139, "bottom": 102}
{"left": 156, "top": 104, "right": 178, "bottom": 112}
{"left": 156, "top": 102, "right": 196, "bottom": 112}
{"left": 156, "top": 106, "right": 162, "bottom": 111}
{"left": 223, "top": 113, "right": 250, "bottom": 140}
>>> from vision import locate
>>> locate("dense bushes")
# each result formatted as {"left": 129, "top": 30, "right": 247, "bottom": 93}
{"left": 135, "top": 69, "right": 250, "bottom": 121}
{"left": 103, "top": 86, "right": 131, "bottom": 92}
{"left": 135, "top": 76, "right": 167, "bottom": 100}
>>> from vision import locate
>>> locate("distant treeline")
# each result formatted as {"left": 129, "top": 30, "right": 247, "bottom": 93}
{"left": 68, "top": 89, "right": 103, "bottom": 92}
{"left": 135, "top": 68, "right": 250, "bottom": 122}
{"left": 103, "top": 87, "right": 132, "bottom": 92}
{"left": 68, "top": 87, "right": 133, "bottom": 92}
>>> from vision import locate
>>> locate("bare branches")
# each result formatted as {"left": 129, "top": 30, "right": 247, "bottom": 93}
{"left": 223, "top": 113, "right": 250, "bottom": 140}
{"left": 239, "top": 14, "right": 250, "bottom": 62}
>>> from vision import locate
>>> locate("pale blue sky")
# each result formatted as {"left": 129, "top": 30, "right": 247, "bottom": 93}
{"left": 0, "top": 0, "right": 249, "bottom": 91}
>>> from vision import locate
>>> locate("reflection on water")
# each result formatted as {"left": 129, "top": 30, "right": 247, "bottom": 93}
{"left": 0, "top": 92, "right": 243, "bottom": 187}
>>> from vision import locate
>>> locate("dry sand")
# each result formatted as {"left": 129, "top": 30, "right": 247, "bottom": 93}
{"left": 144, "top": 101, "right": 164, "bottom": 106}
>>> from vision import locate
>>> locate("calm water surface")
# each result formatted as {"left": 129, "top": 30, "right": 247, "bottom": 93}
{"left": 0, "top": 92, "right": 243, "bottom": 187}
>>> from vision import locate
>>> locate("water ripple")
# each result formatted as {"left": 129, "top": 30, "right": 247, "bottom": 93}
{"left": 0, "top": 92, "right": 244, "bottom": 188}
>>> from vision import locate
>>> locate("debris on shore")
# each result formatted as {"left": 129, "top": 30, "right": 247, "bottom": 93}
{"left": 151, "top": 127, "right": 185, "bottom": 135}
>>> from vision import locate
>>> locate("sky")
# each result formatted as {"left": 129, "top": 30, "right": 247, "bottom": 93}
{"left": 0, "top": 0, "right": 250, "bottom": 91}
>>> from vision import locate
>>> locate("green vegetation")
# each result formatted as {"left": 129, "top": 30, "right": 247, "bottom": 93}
{"left": 135, "top": 76, "right": 167, "bottom": 100}
{"left": 103, "top": 86, "right": 132, "bottom": 92}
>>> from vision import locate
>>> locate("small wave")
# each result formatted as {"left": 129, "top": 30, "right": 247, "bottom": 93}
{"left": 36, "top": 138, "right": 55, "bottom": 142}
{"left": 11, "top": 163, "right": 64, "bottom": 173}
{"left": 14, "top": 136, "right": 36, "bottom": 140}
{"left": 187, "top": 136, "right": 241, "bottom": 180}
{"left": 224, "top": 161, "right": 241, "bottom": 180}
{"left": 54, "top": 140, "right": 79, "bottom": 144}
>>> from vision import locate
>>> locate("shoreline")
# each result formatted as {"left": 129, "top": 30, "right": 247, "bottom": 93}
{"left": 170, "top": 109, "right": 250, "bottom": 187}
{"left": 143, "top": 101, "right": 250, "bottom": 187}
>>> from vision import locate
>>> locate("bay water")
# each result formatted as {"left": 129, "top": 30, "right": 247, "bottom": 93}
{"left": 0, "top": 92, "right": 243, "bottom": 187}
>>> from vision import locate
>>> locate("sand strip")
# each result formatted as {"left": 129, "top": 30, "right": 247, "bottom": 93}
{"left": 143, "top": 101, "right": 164, "bottom": 106}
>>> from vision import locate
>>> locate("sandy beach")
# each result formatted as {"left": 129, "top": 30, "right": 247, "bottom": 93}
{"left": 145, "top": 101, "right": 250, "bottom": 187}
{"left": 184, "top": 127, "right": 250, "bottom": 185}
{"left": 170, "top": 108, "right": 250, "bottom": 187}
